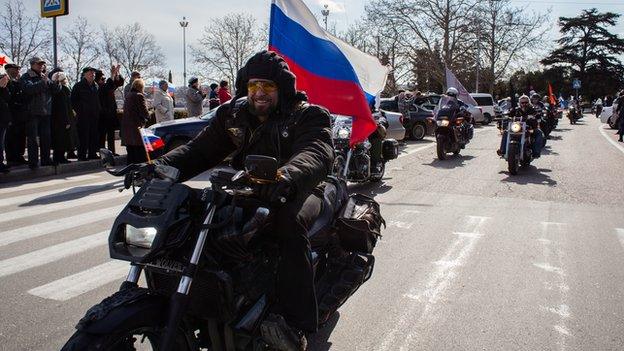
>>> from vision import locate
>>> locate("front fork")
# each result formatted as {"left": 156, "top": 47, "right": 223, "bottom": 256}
{"left": 119, "top": 203, "right": 217, "bottom": 351}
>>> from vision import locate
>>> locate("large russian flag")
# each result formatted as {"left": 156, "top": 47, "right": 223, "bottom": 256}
{"left": 269, "top": 0, "right": 389, "bottom": 146}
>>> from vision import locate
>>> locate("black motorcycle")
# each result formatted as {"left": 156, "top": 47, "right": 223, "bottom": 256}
{"left": 567, "top": 106, "right": 582, "bottom": 124}
{"left": 541, "top": 105, "right": 559, "bottom": 139}
{"left": 434, "top": 107, "right": 473, "bottom": 160}
{"left": 332, "top": 115, "right": 399, "bottom": 183}
{"left": 501, "top": 116, "right": 534, "bottom": 175}
{"left": 61, "top": 150, "right": 384, "bottom": 351}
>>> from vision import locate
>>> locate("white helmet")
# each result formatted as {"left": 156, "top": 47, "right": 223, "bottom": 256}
{"left": 446, "top": 87, "right": 459, "bottom": 97}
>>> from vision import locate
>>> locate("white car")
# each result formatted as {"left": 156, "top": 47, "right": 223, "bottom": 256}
{"left": 470, "top": 93, "right": 496, "bottom": 124}
{"left": 600, "top": 99, "right": 620, "bottom": 129}
{"left": 376, "top": 110, "right": 406, "bottom": 141}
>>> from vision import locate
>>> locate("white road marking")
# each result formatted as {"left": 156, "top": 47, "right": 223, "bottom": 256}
{"left": 28, "top": 260, "right": 128, "bottom": 301}
{"left": 386, "top": 220, "right": 414, "bottom": 229}
{"left": 0, "top": 174, "right": 101, "bottom": 194}
{"left": 0, "top": 231, "right": 108, "bottom": 278}
{"left": 537, "top": 222, "right": 571, "bottom": 350}
{"left": 0, "top": 190, "right": 128, "bottom": 224}
{"left": 378, "top": 215, "right": 490, "bottom": 351}
{"left": 616, "top": 228, "right": 624, "bottom": 249}
{"left": 0, "top": 205, "right": 121, "bottom": 247}
{"left": 597, "top": 123, "right": 624, "bottom": 156}
{"left": 0, "top": 179, "right": 121, "bottom": 207}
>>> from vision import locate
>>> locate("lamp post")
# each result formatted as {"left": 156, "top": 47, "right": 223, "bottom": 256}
{"left": 321, "top": 4, "right": 329, "bottom": 31}
{"left": 179, "top": 17, "right": 189, "bottom": 85}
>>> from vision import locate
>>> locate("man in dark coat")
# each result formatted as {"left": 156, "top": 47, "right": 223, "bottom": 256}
{"left": 71, "top": 67, "right": 101, "bottom": 160}
{"left": 121, "top": 79, "right": 149, "bottom": 165}
{"left": 5, "top": 63, "right": 27, "bottom": 167}
{"left": 49, "top": 68, "right": 73, "bottom": 164}
{"left": 97, "top": 65, "right": 124, "bottom": 155}
{"left": 21, "top": 56, "right": 60, "bottom": 169}
{"left": 156, "top": 51, "right": 334, "bottom": 350}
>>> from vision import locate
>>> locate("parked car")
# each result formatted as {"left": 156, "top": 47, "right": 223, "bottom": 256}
{"left": 375, "top": 109, "right": 406, "bottom": 141}
{"left": 600, "top": 98, "right": 620, "bottom": 129}
{"left": 470, "top": 93, "right": 495, "bottom": 124}
{"left": 379, "top": 97, "right": 434, "bottom": 140}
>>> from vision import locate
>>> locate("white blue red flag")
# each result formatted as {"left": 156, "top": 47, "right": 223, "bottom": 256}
{"left": 139, "top": 128, "right": 164, "bottom": 153}
{"left": 445, "top": 67, "right": 478, "bottom": 106}
{"left": 269, "top": 0, "right": 389, "bottom": 146}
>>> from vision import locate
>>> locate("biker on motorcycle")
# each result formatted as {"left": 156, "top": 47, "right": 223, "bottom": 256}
{"left": 442, "top": 87, "right": 474, "bottom": 141}
{"left": 155, "top": 50, "right": 334, "bottom": 350}
{"left": 497, "top": 94, "right": 545, "bottom": 158}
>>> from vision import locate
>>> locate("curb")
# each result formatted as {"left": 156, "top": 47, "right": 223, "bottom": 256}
{"left": 0, "top": 155, "right": 127, "bottom": 184}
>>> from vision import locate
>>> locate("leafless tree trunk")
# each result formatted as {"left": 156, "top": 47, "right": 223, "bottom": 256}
{"left": 474, "top": 0, "right": 548, "bottom": 93}
{"left": 0, "top": 0, "right": 50, "bottom": 67}
{"left": 100, "top": 23, "right": 165, "bottom": 79}
{"left": 59, "top": 17, "right": 100, "bottom": 84}
{"left": 191, "top": 13, "right": 264, "bottom": 88}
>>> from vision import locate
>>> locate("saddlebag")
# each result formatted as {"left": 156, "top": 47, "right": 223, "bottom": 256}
{"left": 382, "top": 139, "right": 399, "bottom": 160}
{"left": 335, "top": 193, "right": 385, "bottom": 254}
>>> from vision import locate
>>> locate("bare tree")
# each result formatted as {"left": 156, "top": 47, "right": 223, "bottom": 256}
{"left": 0, "top": 0, "right": 50, "bottom": 67}
{"left": 475, "top": 0, "right": 548, "bottom": 93}
{"left": 100, "top": 23, "right": 165, "bottom": 78}
{"left": 192, "top": 13, "right": 264, "bottom": 87}
{"left": 59, "top": 17, "right": 100, "bottom": 84}
{"left": 366, "top": 0, "right": 478, "bottom": 88}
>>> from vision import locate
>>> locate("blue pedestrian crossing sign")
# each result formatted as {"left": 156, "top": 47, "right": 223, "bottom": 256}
{"left": 572, "top": 79, "right": 581, "bottom": 90}
{"left": 41, "top": 0, "right": 69, "bottom": 18}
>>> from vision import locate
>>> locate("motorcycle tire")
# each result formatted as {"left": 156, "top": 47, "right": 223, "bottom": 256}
{"left": 62, "top": 325, "right": 192, "bottom": 351}
{"left": 507, "top": 144, "right": 519, "bottom": 175}
{"left": 61, "top": 301, "right": 193, "bottom": 351}
{"left": 370, "top": 162, "right": 385, "bottom": 182}
{"left": 436, "top": 137, "right": 447, "bottom": 160}
{"left": 332, "top": 153, "right": 347, "bottom": 180}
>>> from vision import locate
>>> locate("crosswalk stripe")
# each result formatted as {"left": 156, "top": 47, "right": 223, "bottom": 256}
{"left": 0, "top": 205, "right": 122, "bottom": 247}
{"left": 0, "top": 231, "right": 108, "bottom": 278}
{"left": 0, "top": 190, "right": 129, "bottom": 225}
{"left": 616, "top": 228, "right": 624, "bottom": 249}
{"left": 28, "top": 260, "right": 128, "bottom": 301}
{"left": 0, "top": 179, "right": 122, "bottom": 207}
{"left": 0, "top": 174, "right": 101, "bottom": 194}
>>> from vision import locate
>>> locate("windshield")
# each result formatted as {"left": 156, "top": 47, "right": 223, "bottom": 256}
{"left": 473, "top": 96, "right": 494, "bottom": 106}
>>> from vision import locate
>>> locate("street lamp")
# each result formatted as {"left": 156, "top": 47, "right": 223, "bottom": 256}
{"left": 179, "top": 17, "right": 189, "bottom": 85}
{"left": 321, "top": 4, "right": 329, "bottom": 31}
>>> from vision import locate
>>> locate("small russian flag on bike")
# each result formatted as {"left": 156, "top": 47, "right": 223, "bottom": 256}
{"left": 269, "top": 0, "right": 389, "bottom": 146}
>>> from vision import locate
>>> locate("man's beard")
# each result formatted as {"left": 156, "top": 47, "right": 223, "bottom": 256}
{"left": 248, "top": 98, "right": 277, "bottom": 117}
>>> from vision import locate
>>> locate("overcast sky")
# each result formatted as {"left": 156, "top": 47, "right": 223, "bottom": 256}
{"left": 5, "top": 0, "right": 624, "bottom": 85}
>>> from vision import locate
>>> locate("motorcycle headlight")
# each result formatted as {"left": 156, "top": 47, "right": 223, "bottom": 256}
{"left": 510, "top": 122, "right": 522, "bottom": 133}
{"left": 362, "top": 140, "right": 372, "bottom": 149}
{"left": 437, "top": 119, "right": 450, "bottom": 127}
{"left": 125, "top": 225, "right": 157, "bottom": 249}
{"left": 338, "top": 128, "right": 350, "bottom": 139}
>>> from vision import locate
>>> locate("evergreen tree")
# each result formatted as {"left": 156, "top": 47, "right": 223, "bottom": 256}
{"left": 541, "top": 9, "right": 624, "bottom": 99}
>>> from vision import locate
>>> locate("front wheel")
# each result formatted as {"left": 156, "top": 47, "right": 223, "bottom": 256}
{"left": 507, "top": 143, "right": 519, "bottom": 175}
{"left": 62, "top": 324, "right": 192, "bottom": 351}
{"left": 369, "top": 162, "right": 385, "bottom": 182}
{"left": 436, "top": 136, "right": 447, "bottom": 160}
{"left": 332, "top": 153, "right": 347, "bottom": 180}
{"left": 411, "top": 123, "right": 426, "bottom": 140}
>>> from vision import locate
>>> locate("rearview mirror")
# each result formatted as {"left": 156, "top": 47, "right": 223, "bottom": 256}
{"left": 100, "top": 148, "right": 115, "bottom": 167}
{"left": 245, "top": 155, "right": 278, "bottom": 181}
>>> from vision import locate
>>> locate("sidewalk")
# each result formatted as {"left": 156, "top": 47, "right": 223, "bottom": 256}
{"left": 0, "top": 140, "right": 127, "bottom": 184}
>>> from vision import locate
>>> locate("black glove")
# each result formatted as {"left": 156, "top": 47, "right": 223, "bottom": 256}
{"left": 255, "top": 170, "right": 294, "bottom": 204}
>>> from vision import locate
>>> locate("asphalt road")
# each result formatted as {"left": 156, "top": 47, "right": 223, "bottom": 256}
{"left": 0, "top": 114, "right": 623, "bottom": 351}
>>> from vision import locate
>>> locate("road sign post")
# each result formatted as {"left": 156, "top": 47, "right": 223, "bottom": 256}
{"left": 572, "top": 79, "right": 581, "bottom": 101}
{"left": 41, "top": 0, "right": 69, "bottom": 69}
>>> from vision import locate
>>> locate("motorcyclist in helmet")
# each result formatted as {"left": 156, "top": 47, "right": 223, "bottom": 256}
{"left": 440, "top": 87, "right": 474, "bottom": 142}
{"left": 156, "top": 50, "right": 334, "bottom": 350}
{"left": 497, "top": 94, "right": 544, "bottom": 158}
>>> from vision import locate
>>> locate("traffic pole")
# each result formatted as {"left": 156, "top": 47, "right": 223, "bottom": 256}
{"left": 52, "top": 16, "right": 58, "bottom": 69}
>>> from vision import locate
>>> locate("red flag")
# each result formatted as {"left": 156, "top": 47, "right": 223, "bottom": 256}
{"left": 548, "top": 83, "right": 556, "bottom": 105}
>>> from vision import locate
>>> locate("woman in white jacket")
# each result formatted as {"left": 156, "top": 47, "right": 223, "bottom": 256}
{"left": 153, "top": 80, "right": 174, "bottom": 123}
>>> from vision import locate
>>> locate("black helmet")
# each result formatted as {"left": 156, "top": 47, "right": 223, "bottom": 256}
{"left": 531, "top": 93, "right": 540, "bottom": 100}
{"left": 233, "top": 50, "right": 306, "bottom": 113}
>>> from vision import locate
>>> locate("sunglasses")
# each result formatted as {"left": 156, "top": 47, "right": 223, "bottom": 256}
{"left": 520, "top": 101, "right": 529, "bottom": 104}
{"left": 247, "top": 80, "right": 278, "bottom": 94}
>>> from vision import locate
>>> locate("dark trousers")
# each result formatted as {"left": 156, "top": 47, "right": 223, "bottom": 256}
{"left": 6, "top": 119, "right": 26, "bottom": 163}
{"left": 125, "top": 145, "right": 147, "bottom": 165}
{"left": 52, "top": 125, "right": 71, "bottom": 162}
{"left": 26, "top": 114, "right": 51, "bottom": 166}
{"left": 99, "top": 122, "right": 116, "bottom": 154}
{"left": 273, "top": 192, "right": 322, "bottom": 332}
{"left": 77, "top": 116, "right": 99, "bottom": 159}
